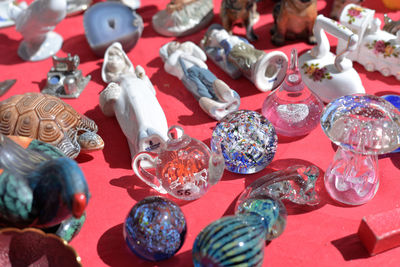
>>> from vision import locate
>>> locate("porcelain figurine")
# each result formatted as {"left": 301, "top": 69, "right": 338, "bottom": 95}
{"left": 124, "top": 196, "right": 186, "bottom": 261}
{"left": 160, "top": 41, "right": 240, "bottom": 120}
{"left": 83, "top": 2, "right": 143, "bottom": 57}
{"left": 211, "top": 110, "right": 277, "bottom": 174}
{"left": 41, "top": 54, "right": 91, "bottom": 99}
{"left": 133, "top": 125, "right": 224, "bottom": 200}
{"left": 330, "top": 0, "right": 364, "bottom": 20}
{"left": 0, "top": 92, "right": 104, "bottom": 159}
{"left": 262, "top": 48, "right": 324, "bottom": 137}
{"left": 100, "top": 42, "right": 169, "bottom": 162}
{"left": 0, "top": 0, "right": 27, "bottom": 28}
{"left": 0, "top": 79, "right": 16, "bottom": 96}
{"left": 220, "top": 0, "right": 260, "bottom": 41}
{"left": 337, "top": 4, "right": 400, "bottom": 80}
{"left": 0, "top": 134, "right": 90, "bottom": 242}
{"left": 8, "top": 0, "right": 66, "bottom": 61}
{"left": 152, "top": 0, "right": 213, "bottom": 37}
{"left": 66, "top": 0, "right": 91, "bottom": 15}
{"left": 271, "top": 0, "right": 317, "bottom": 46}
{"left": 201, "top": 24, "right": 288, "bottom": 92}
{"left": 298, "top": 15, "right": 365, "bottom": 103}
{"left": 383, "top": 14, "right": 400, "bottom": 35}
{"left": 321, "top": 94, "right": 400, "bottom": 205}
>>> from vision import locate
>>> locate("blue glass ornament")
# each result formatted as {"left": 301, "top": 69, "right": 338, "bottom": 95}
{"left": 124, "top": 196, "right": 186, "bottom": 261}
{"left": 211, "top": 110, "right": 277, "bottom": 174}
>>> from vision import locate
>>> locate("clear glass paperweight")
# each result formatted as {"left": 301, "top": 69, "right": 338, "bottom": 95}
{"left": 321, "top": 94, "right": 400, "bottom": 205}
{"left": 262, "top": 48, "right": 324, "bottom": 137}
{"left": 211, "top": 110, "right": 278, "bottom": 174}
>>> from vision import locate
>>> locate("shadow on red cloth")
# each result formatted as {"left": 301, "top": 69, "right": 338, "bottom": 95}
{"left": 331, "top": 233, "right": 370, "bottom": 261}
{"left": 97, "top": 223, "right": 193, "bottom": 267}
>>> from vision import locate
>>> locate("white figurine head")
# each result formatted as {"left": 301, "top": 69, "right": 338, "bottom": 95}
{"left": 102, "top": 42, "right": 134, "bottom": 83}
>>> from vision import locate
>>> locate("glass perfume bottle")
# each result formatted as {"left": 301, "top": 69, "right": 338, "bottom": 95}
{"left": 321, "top": 94, "right": 400, "bottom": 205}
{"left": 262, "top": 48, "right": 324, "bottom": 137}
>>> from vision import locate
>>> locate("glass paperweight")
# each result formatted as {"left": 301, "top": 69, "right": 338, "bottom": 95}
{"left": 262, "top": 49, "right": 324, "bottom": 137}
{"left": 192, "top": 214, "right": 267, "bottom": 267}
{"left": 321, "top": 94, "right": 400, "bottom": 205}
{"left": 211, "top": 110, "right": 278, "bottom": 174}
{"left": 133, "top": 125, "right": 225, "bottom": 200}
{"left": 124, "top": 196, "right": 187, "bottom": 261}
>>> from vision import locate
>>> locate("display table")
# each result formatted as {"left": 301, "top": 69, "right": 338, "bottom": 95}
{"left": 1, "top": 0, "right": 400, "bottom": 266}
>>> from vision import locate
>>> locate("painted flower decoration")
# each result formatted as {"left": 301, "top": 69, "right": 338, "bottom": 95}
{"left": 347, "top": 6, "right": 365, "bottom": 24}
{"left": 366, "top": 40, "right": 399, "bottom": 58}
{"left": 301, "top": 63, "right": 332, "bottom": 82}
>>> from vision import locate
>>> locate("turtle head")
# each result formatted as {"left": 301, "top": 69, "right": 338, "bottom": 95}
{"left": 77, "top": 131, "right": 104, "bottom": 152}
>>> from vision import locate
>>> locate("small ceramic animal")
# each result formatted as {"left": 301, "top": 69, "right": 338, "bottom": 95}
{"left": 383, "top": 14, "right": 400, "bottom": 35}
{"left": 220, "top": 0, "right": 260, "bottom": 42}
{"left": 100, "top": 42, "right": 168, "bottom": 160}
{"left": 330, "top": 0, "right": 364, "bottom": 20}
{"left": 271, "top": 0, "right": 317, "bottom": 46}
{"left": 8, "top": 0, "right": 67, "bottom": 61}
{"left": 0, "top": 134, "right": 89, "bottom": 241}
{"left": 0, "top": 92, "right": 104, "bottom": 158}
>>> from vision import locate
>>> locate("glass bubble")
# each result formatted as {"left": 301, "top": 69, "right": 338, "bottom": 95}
{"left": 124, "top": 196, "right": 186, "bottom": 261}
{"left": 211, "top": 110, "right": 277, "bottom": 174}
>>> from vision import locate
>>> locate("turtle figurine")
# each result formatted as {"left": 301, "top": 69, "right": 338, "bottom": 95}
{"left": 0, "top": 92, "right": 104, "bottom": 158}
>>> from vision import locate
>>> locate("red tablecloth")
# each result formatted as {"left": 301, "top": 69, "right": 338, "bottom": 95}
{"left": 1, "top": 0, "right": 400, "bottom": 266}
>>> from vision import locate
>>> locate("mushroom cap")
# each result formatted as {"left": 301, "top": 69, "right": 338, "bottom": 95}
{"left": 320, "top": 94, "right": 400, "bottom": 155}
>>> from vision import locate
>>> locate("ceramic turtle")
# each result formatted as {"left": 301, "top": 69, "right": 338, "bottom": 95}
{"left": 0, "top": 92, "right": 104, "bottom": 158}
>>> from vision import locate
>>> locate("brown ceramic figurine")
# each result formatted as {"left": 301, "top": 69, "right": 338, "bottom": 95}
{"left": 220, "top": 0, "right": 260, "bottom": 42}
{"left": 271, "top": 0, "right": 317, "bottom": 46}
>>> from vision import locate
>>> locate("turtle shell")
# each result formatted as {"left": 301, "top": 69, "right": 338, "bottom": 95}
{"left": 0, "top": 93, "right": 97, "bottom": 157}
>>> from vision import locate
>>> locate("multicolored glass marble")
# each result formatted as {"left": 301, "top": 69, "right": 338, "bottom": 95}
{"left": 42, "top": 54, "right": 91, "bottom": 98}
{"left": 298, "top": 15, "right": 365, "bottom": 103}
{"left": 337, "top": 4, "right": 400, "bottom": 80}
{"left": 124, "top": 196, "right": 186, "bottom": 261}
{"left": 211, "top": 110, "right": 277, "bottom": 174}
{"left": 152, "top": 0, "right": 213, "bottom": 37}
{"left": 0, "top": 135, "right": 89, "bottom": 242}
{"left": 100, "top": 42, "right": 168, "bottom": 162}
{"left": 133, "top": 125, "right": 224, "bottom": 200}
{"left": 382, "top": 95, "right": 400, "bottom": 153}
{"left": 83, "top": 2, "right": 143, "bottom": 57}
{"left": 200, "top": 24, "right": 288, "bottom": 92}
{"left": 160, "top": 41, "right": 240, "bottom": 120}
{"left": 262, "top": 48, "right": 324, "bottom": 137}
{"left": 321, "top": 94, "right": 400, "bottom": 205}
{"left": 8, "top": 0, "right": 66, "bottom": 61}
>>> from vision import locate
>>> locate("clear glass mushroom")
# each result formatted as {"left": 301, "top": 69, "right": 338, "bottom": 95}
{"left": 321, "top": 94, "right": 400, "bottom": 205}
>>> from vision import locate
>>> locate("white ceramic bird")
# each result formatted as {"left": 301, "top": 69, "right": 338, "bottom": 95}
{"left": 8, "top": 0, "right": 66, "bottom": 61}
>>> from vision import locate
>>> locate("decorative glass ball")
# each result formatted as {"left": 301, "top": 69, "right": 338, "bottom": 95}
{"left": 123, "top": 196, "right": 186, "bottom": 261}
{"left": 211, "top": 110, "right": 278, "bottom": 174}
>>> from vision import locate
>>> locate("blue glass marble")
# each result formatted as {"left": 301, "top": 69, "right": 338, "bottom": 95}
{"left": 123, "top": 196, "right": 186, "bottom": 261}
{"left": 192, "top": 214, "right": 267, "bottom": 267}
{"left": 382, "top": 95, "right": 400, "bottom": 153}
{"left": 83, "top": 2, "right": 143, "bottom": 57}
{"left": 211, "top": 110, "right": 277, "bottom": 174}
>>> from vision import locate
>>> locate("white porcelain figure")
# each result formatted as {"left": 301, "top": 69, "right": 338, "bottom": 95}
{"left": 337, "top": 4, "right": 400, "bottom": 80}
{"left": 100, "top": 42, "right": 169, "bottom": 162}
{"left": 298, "top": 15, "right": 365, "bottom": 103}
{"left": 159, "top": 41, "right": 240, "bottom": 120}
{"left": 8, "top": 0, "right": 66, "bottom": 61}
{"left": 200, "top": 24, "right": 288, "bottom": 92}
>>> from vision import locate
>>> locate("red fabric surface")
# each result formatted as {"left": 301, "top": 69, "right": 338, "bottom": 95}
{"left": 1, "top": 0, "right": 400, "bottom": 266}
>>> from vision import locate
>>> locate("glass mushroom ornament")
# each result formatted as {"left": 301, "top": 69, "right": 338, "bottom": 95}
{"left": 132, "top": 125, "right": 225, "bottom": 200}
{"left": 321, "top": 94, "right": 400, "bottom": 205}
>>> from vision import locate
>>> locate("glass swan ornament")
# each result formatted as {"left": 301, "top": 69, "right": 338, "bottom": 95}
{"left": 262, "top": 48, "right": 324, "bottom": 137}
{"left": 133, "top": 125, "right": 225, "bottom": 201}
{"left": 321, "top": 94, "right": 400, "bottom": 205}
{"left": 0, "top": 134, "right": 89, "bottom": 242}
{"left": 192, "top": 165, "right": 320, "bottom": 266}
